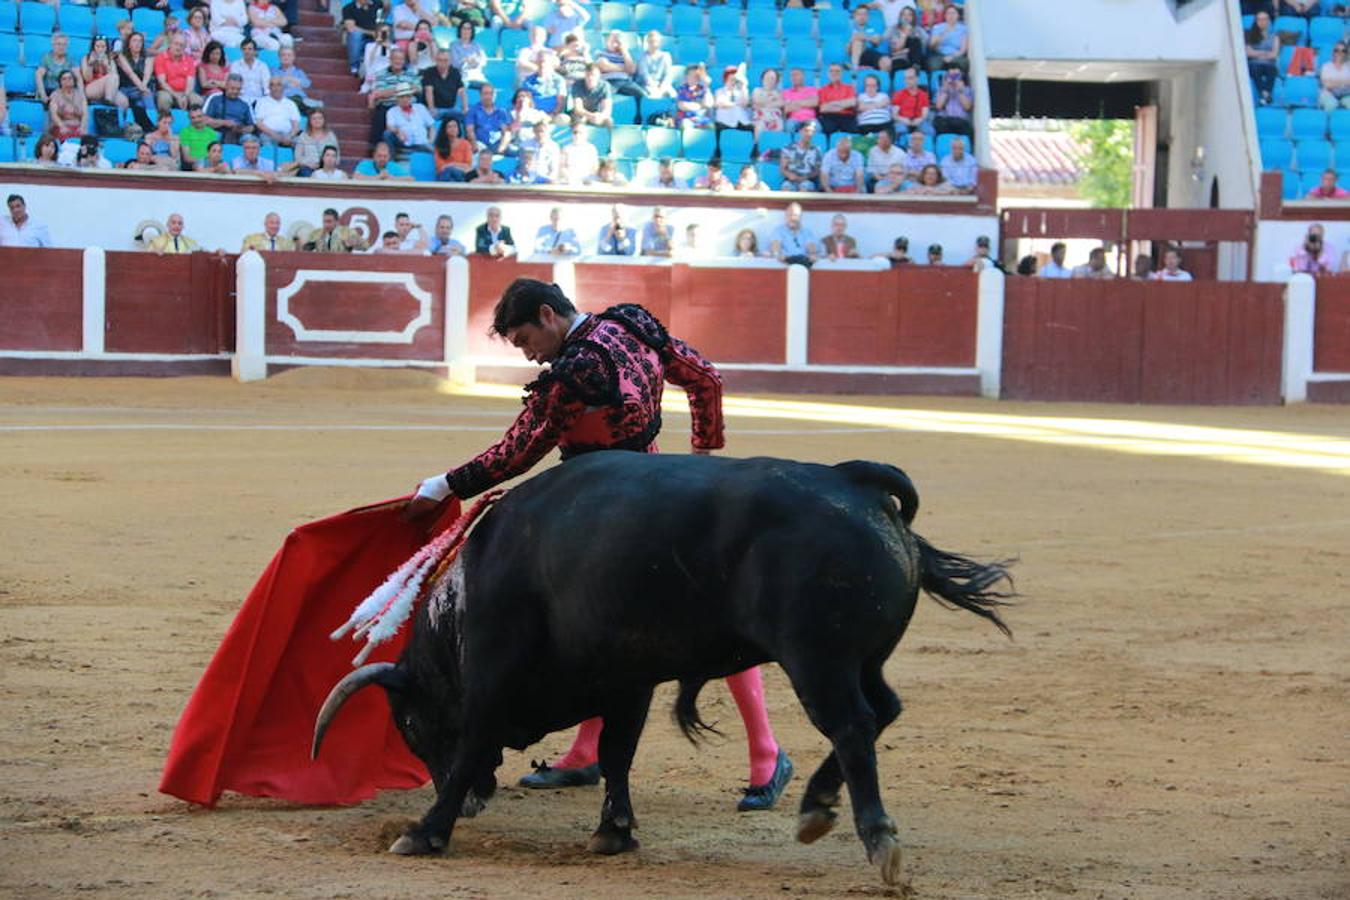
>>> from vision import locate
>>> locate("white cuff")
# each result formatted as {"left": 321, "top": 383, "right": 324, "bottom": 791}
{"left": 415, "top": 474, "right": 452, "bottom": 502}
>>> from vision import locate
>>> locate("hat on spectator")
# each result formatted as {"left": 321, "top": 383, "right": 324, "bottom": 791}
{"left": 976, "top": 235, "right": 990, "bottom": 248}
{"left": 894, "top": 237, "right": 909, "bottom": 250}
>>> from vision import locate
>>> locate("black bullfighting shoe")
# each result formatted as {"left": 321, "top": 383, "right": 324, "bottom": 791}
{"left": 517, "top": 761, "right": 602, "bottom": 789}
{"left": 736, "top": 749, "right": 794, "bottom": 812}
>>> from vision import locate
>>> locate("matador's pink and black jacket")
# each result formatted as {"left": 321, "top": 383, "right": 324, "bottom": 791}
{"left": 445, "top": 304, "right": 724, "bottom": 499}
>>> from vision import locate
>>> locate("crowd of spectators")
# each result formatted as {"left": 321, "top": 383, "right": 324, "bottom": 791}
{"left": 1018, "top": 241, "right": 1193, "bottom": 282}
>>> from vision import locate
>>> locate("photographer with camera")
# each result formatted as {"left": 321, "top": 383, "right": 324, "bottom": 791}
{"left": 933, "top": 66, "right": 974, "bottom": 139}
{"left": 597, "top": 205, "right": 636, "bottom": 257}
{"left": 1289, "top": 224, "right": 1337, "bottom": 275}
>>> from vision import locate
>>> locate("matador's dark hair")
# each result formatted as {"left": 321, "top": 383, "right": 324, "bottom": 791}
{"left": 491, "top": 278, "right": 577, "bottom": 336}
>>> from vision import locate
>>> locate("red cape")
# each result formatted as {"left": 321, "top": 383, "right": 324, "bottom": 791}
{"left": 159, "top": 496, "right": 462, "bottom": 807}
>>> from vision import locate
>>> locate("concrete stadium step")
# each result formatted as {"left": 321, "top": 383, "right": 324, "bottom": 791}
{"left": 305, "top": 58, "right": 356, "bottom": 76}
{"left": 294, "top": 3, "right": 373, "bottom": 155}
{"left": 309, "top": 73, "right": 363, "bottom": 92}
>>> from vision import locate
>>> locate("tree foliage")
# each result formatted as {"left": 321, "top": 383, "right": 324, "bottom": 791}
{"left": 1069, "top": 120, "right": 1135, "bottom": 208}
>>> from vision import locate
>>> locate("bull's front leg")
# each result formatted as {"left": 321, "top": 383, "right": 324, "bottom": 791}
{"left": 587, "top": 690, "right": 653, "bottom": 856}
{"left": 390, "top": 742, "right": 496, "bottom": 856}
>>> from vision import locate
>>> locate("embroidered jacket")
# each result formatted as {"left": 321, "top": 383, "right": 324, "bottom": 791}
{"left": 446, "top": 304, "right": 724, "bottom": 499}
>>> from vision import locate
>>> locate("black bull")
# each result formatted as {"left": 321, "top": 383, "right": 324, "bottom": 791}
{"left": 313, "top": 452, "right": 1013, "bottom": 885}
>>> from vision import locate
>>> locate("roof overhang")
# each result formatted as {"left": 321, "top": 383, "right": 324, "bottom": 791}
{"left": 985, "top": 59, "right": 1211, "bottom": 83}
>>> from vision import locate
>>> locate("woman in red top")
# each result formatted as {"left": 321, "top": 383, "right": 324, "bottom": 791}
{"left": 196, "top": 41, "right": 231, "bottom": 98}
{"left": 80, "top": 36, "right": 120, "bottom": 106}
{"left": 433, "top": 116, "right": 474, "bottom": 182}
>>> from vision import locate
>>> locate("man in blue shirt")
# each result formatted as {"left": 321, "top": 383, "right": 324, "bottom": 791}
{"left": 533, "top": 206, "right": 581, "bottom": 256}
{"left": 466, "top": 83, "right": 514, "bottom": 154}
{"left": 596, "top": 205, "right": 636, "bottom": 256}
{"left": 769, "top": 201, "right": 819, "bottom": 266}
{"left": 353, "top": 141, "right": 413, "bottom": 180}
{"left": 201, "top": 75, "right": 254, "bottom": 143}
{"left": 428, "top": 214, "right": 467, "bottom": 256}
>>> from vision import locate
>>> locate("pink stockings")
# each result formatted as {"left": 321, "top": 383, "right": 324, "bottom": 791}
{"left": 553, "top": 666, "right": 781, "bottom": 786}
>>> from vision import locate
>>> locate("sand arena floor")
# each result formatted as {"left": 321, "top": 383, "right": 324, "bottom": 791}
{"left": 0, "top": 371, "right": 1346, "bottom": 899}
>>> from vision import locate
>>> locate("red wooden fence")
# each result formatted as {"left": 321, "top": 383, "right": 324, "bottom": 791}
{"left": 0, "top": 247, "right": 83, "bottom": 351}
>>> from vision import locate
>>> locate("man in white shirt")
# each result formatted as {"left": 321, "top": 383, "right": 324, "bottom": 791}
{"left": 253, "top": 76, "right": 302, "bottom": 146}
{"left": 559, "top": 121, "right": 599, "bottom": 185}
{"left": 515, "top": 25, "right": 550, "bottom": 81}
{"left": 383, "top": 88, "right": 435, "bottom": 153}
{"left": 229, "top": 38, "right": 272, "bottom": 102}
{"left": 0, "top": 194, "right": 53, "bottom": 247}
{"left": 865, "top": 128, "right": 905, "bottom": 192}
{"left": 1150, "top": 247, "right": 1194, "bottom": 282}
{"left": 1039, "top": 242, "right": 1072, "bottom": 279}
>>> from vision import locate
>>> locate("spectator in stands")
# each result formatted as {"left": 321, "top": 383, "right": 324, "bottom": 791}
{"left": 965, "top": 235, "right": 1004, "bottom": 272}
{"left": 675, "top": 63, "right": 713, "bottom": 128}
{"left": 242, "top": 212, "right": 295, "bottom": 252}
{"left": 422, "top": 49, "right": 466, "bottom": 124}
{"left": 515, "top": 26, "right": 550, "bottom": 82}
{"left": 855, "top": 74, "right": 892, "bottom": 135}
{"left": 1130, "top": 253, "right": 1152, "bottom": 280}
{"left": 433, "top": 116, "right": 474, "bottom": 180}
{"left": 248, "top": 0, "right": 292, "bottom": 51}
{"left": 636, "top": 31, "right": 674, "bottom": 100}
{"left": 849, "top": 6, "right": 891, "bottom": 74}
{"left": 780, "top": 120, "right": 824, "bottom": 191}
{"left": 274, "top": 47, "right": 316, "bottom": 111}
{"left": 363, "top": 26, "right": 396, "bottom": 88}
{"left": 184, "top": 9, "right": 211, "bottom": 59}
{"left": 570, "top": 65, "right": 614, "bottom": 127}
{"left": 475, "top": 206, "right": 516, "bottom": 257}
{"left": 534, "top": 207, "right": 581, "bottom": 256}
{"left": 81, "top": 37, "right": 121, "bottom": 108}
{"left": 1245, "top": 11, "right": 1280, "bottom": 106}
{"left": 343, "top": 0, "right": 381, "bottom": 77}
{"left": 489, "top": 0, "right": 528, "bottom": 30}
{"left": 211, "top": 0, "right": 249, "bottom": 48}
{"left": 597, "top": 205, "right": 636, "bottom": 256}
{"left": 147, "top": 214, "right": 200, "bottom": 255}
{"left": 891, "top": 66, "right": 934, "bottom": 138}
{"left": 822, "top": 136, "right": 865, "bottom": 194}
{"left": 392, "top": 212, "right": 429, "bottom": 252}
{"left": 509, "top": 148, "right": 551, "bottom": 183}
{"left": 1039, "top": 242, "right": 1071, "bottom": 278}
{"left": 197, "top": 42, "right": 231, "bottom": 98}
{"left": 388, "top": 0, "right": 425, "bottom": 43}
{"left": 770, "top": 202, "right": 819, "bottom": 265}
{"left": 543, "top": 0, "right": 591, "bottom": 50}
{"left": 450, "top": 21, "right": 488, "bottom": 86}
{"left": 371, "top": 50, "right": 425, "bottom": 144}
{"left": 558, "top": 34, "right": 591, "bottom": 86}
{"left": 429, "top": 215, "right": 467, "bottom": 256}
{"left": 1072, "top": 246, "right": 1115, "bottom": 279}
{"left": 886, "top": 18, "right": 925, "bottom": 73}
{"left": 252, "top": 76, "right": 302, "bottom": 148}
{"left": 32, "top": 135, "right": 61, "bottom": 167}
{"left": 932, "top": 67, "right": 973, "bottom": 139}
{"left": 519, "top": 120, "right": 559, "bottom": 177}
{"left": 872, "top": 164, "right": 906, "bottom": 193}
{"left": 821, "top": 214, "right": 860, "bottom": 259}
{"left": 203, "top": 74, "right": 256, "bottom": 142}
{"left": 1280, "top": 0, "right": 1320, "bottom": 16}
{"left": 714, "top": 66, "right": 753, "bottom": 137}
{"left": 311, "top": 146, "right": 348, "bottom": 180}
{"left": 901, "top": 130, "right": 936, "bottom": 177}
{"left": 36, "top": 33, "right": 78, "bottom": 108}
{"left": 1289, "top": 225, "right": 1336, "bottom": 273}
{"left": 154, "top": 34, "right": 202, "bottom": 116}
{"left": 639, "top": 206, "right": 673, "bottom": 256}
{"left": 230, "top": 39, "right": 271, "bottom": 103}
{"left": 47, "top": 71, "right": 88, "bottom": 142}
{"left": 694, "top": 158, "right": 733, "bottom": 191}
{"left": 70, "top": 135, "right": 112, "bottom": 170}
{"left": 1319, "top": 43, "right": 1350, "bottom": 110}
{"left": 523, "top": 53, "right": 568, "bottom": 119}
{"left": 232, "top": 134, "right": 278, "bottom": 181}
{"left": 927, "top": 243, "right": 943, "bottom": 265}
{"left": 587, "top": 156, "right": 628, "bottom": 187}
{"left": 866, "top": 129, "right": 904, "bottom": 191}
{"left": 124, "top": 141, "right": 170, "bottom": 171}
{"left": 354, "top": 141, "right": 414, "bottom": 179}
{"left": 290, "top": 108, "right": 339, "bottom": 175}
{"left": 112, "top": 19, "right": 134, "bottom": 56}
{"left": 597, "top": 30, "right": 642, "bottom": 100}
{"left": 466, "top": 148, "right": 505, "bottom": 182}
{"left": 926, "top": 5, "right": 968, "bottom": 72}
{"left": 406, "top": 20, "right": 437, "bottom": 71}
{"left": 467, "top": 82, "right": 514, "bottom": 154}
{"left": 817, "top": 64, "right": 858, "bottom": 137}
{"left": 178, "top": 105, "right": 219, "bottom": 167}
{"left": 904, "top": 163, "right": 954, "bottom": 194}
{"left": 939, "top": 136, "right": 977, "bottom": 194}
{"left": 1307, "top": 168, "right": 1350, "bottom": 198}
{"left": 383, "top": 86, "right": 436, "bottom": 154}
{"left": 1, "top": 195, "right": 53, "bottom": 247}
{"left": 734, "top": 228, "right": 761, "bottom": 258}
{"left": 643, "top": 156, "right": 685, "bottom": 189}
{"left": 736, "top": 164, "right": 769, "bottom": 192}
{"left": 676, "top": 223, "right": 709, "bottom": 260}
{"left": 752, "top": 68, "right": 786, "bottom": 140}
{"left": 1151, "top": 246, "right": 1193, "bottom": 281}
{"left": 371, "top": 231, "right": 405, "bottom": 254}
{"left": 1016, "top": 255, "right": 1038, "bottom": 276}
{"left": 875, "top": 235, "right": 912, "bottom": 266}
{"left": 305, "top": 208, "right": 368, "bottom": 252}
{"left": 116, "top": 31, "right": 157, "bottom": 130}
{"left": 559, "top": 120, "right": 599, "bottom": 184}
{"left": 143, "top": 112, "right": 181, "bottom": 161}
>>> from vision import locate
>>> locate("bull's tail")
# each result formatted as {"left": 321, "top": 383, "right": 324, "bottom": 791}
{"left": 673, "top": 678, "right": 722, "bottom": 745}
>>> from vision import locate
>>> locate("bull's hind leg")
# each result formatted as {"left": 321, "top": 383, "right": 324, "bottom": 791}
{"left": 797, "top": 664, "right": 902, "bottom": 845}
{"left": 588, "top": 689, "right": 653, "bottom": 856}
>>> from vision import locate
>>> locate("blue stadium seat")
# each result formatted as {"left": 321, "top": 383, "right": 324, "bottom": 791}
{"left": 1273, "top": 16, "right": 1308, "bottom": 45}
{"left": 59, "top": 5, "right": 94, "bottom": 37}
{"left": 611, "top": 123, "right": 647, "bottom": 159}
{"left": 1260, "top": 137, "right": 1293, "bottom": 169}
{"left": 3, "top": 62, "right": 34, "bottom": 94}
{"left": 1290, "top": 107, "right": 1327, "bottom": 140}
{"left": 259, "top": 48, "right": 280, "bottom": 70}
{"left": 582, "top": 123, "right": 611, "bottom": 155}
{"left": 521, "top": 0, "right": 550, "bottom": 22}
{"left": 1284, "top": 76, "right": 1320, "bottom": 107}
{"left": 745, "top": 11, "right": 776, "bottom": 40}
{"left": 221, "top": 143, "right": 243, "bottom": 166}
{"left": 633, "top": 4, "right": 666, "bottom": 34}
{"left": 758, "top": 159, "right": 783, "bottom": 190}
{"left": 1330, "top": 108, "right": 1350, "bottom": 141}
{"left": 24, "top": 32, "right": 51, "bottom": 63}
{"left": 681, "top": 124, "right": 715, "bottom": 161}
{"left": 645, "top": 125, "right": 680, "bottom": 158}
{"left": 718, "top": 127, "right": 753, "bottom": 163}
{"left": 1296, "top": 138, "right": 1332, "bottom": 171}
{"left": 613, "top": 157, "right": 634, "bottom": 180}
{"left": 0, "top": 138, "right": 13, "bottom": 162}
{"left": 809, "top": 128, "right": 826, "bottom": 153}
{"left": 0, "top": 31, "right": 20, "bottom": 64}
{"left": 274, "top": 145, "right": 294, "bottom": 165}
{"left": 171, "top": 107, "right": 189, "bottom": 131}
{"left": 8, "top": 98, "right": 44, "bottom": 132}
{"left": 131, "top": 7, "right": 164, "bottom": 39}
{"left": 94, "top": 7, "right": 127, "bottom": 39}
{"left": 599, "top": 2, "right": 632, "bottom": 33}
{"left": 102, "top": 137, "right": 136, "bottom": 164}
{"left": 0, "top": 0, "right": 16, "bottom": 33}
{"left": 708, "top": 6, "right": 740, "bottom": 38}
{"left": 638, "top": 94, "right": 674, "bottom": 123}
{"left": 784, "top": 37, "right": 817, "bottom": 71}
{"left": 409, "top": 151, "right": 436, "bottom": 181}
{"left": 715, "top": 37, "right": 746, "bottom": 68}
{"left": 20, "top": 1, "right": 56, "bottom": 35}
{"left": 1254, "top": 105, "right": 1287, "bottom": 138}
{"left": 492, "top": 154, "right": 515, "bottom": 176}
{"left": 67, "top": 35, "right": 90, "bottom": 60}
{"left": 611, "top": 93, "right": 638, "bottom": 125}
{"left": 1309, "top": 16, "right": 1344, "bottom": 48}
{"left": 476, "top": 27, "right": 499, "bottom": 57}
{"left": 1278, "top": 43, "right": 1297, "bottom": 73}
{"left": 781, "top": 8, "right": 812, "bottom": 40}
{"left": 935, "top": 132, "right": 958, "bottom": 159}
{"left": 674, "top": 35, "right": 708, "bottom": 66}
{"left": 1299, "top": 169, "right": 1325, "bottom": 195}
{"left": 756, "top": 129, "right": 789, "bottom": 158}
{"left": 498, "top": 27, "right": 528, "bottom": 59}
{"left": 671, "top": 5, "right": 702, "bottom": 36}
{"left": 746, "top": 0, "right": 777, "bottom": 9}
{"left": 1281, "top": 168, "right": 1300, "bottom": 200}
{"left": 484, "top": 58, "right": 514, "bottom": 92}
{"left": 748, "top": 37, "right": 781, "bottom": 68}
{"left": 817, "top": 10, "right": 851, "bottom": 42}
{"left": 673, "top": 158, "right": 704, "bottom": 184}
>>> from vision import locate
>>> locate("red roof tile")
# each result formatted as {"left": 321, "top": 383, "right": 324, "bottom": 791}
{"left": 990, "top": 130, "right": 1086, "bottom": 185}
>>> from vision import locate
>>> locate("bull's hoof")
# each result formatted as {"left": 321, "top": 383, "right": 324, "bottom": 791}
{"left": 460, "top": 791, "right": 489, "bottom": 819}
{"left": 389, "top": 830, "right": 446, "bottom": 856}
{"left": 868, "top": 833, "right": 904, "bottom": 886}
{"left": 796, "top": 807, "right": 838, "bottom": 844}
{"left": 587, "top": 827, "right": 640, "bottom": 856}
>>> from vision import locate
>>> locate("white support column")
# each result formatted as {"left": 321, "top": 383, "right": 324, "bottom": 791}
{"left": 81, "top": 246, "right": 106, "bottom": 355}
{"left": 552, "top": 258, "right": 577, "bottom": 301}
{"left": 785, "top": 263, "right": 810, "bottom": 366}
{"left": 1282, "top": 273, "right": 1315, "bottom": 404}
{"left": 443, "top": 254, "right": 472, "bottom": 385}
{"left": 233, "top": 250, "right": 267, "bottom": 382}
{"left": 975, "top": 266, "right": 1006, "bottom": 399}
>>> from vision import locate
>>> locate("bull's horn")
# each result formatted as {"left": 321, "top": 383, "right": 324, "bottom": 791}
{"left": 311, "top": 662, "right": 398, "bottom": 760}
